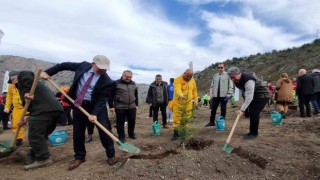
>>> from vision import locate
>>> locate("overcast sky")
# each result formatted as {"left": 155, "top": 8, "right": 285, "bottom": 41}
{"left": 0, "top": 0, "right": 319, "bottom": 83}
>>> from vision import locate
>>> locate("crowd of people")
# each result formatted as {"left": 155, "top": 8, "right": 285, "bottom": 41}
{"left": 0, "top": 55, "right": 319, "bottom": 171}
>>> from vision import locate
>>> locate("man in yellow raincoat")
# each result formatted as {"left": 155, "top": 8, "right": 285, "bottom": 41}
{"left": 4, "top": 71, "right": 25, "bottom": 146}
{"left": 171, "top": 69, "right": 198, "bottom": 140}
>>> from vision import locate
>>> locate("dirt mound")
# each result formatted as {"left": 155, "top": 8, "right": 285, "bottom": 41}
{"left": 0, "top": 105, "right": 320, "bottom": 179}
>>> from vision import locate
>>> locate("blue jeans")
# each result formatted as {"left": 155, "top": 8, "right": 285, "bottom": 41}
{"left": 311, "top": 94, "right": 319, "bottom": 112}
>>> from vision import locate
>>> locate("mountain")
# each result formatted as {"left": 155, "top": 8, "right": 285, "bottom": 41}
{"left": 0, "top": 55, "right": 74, "bottom": 92}
{"left": 0, "top": 55, "right": 148, "bottom": 102}
{"left": 194, "top": 39, "right": 320, "bottom": 93}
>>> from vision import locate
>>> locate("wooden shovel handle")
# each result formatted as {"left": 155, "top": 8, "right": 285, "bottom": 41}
{"left": 11, "top": 69, "right": 42, "bottom": 148}
{"left": 225, "top": 114, "right": 240, "bottom": 144}
{"left": 46, "top": 78, "right": 119, "bottom": 143}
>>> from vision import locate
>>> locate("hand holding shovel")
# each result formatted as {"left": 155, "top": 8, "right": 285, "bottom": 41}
{"left": 45, "top": 78, "right": 140, "bottom": 155}
{"left": 222, "top": 114, "right": 240, "bottom": 153}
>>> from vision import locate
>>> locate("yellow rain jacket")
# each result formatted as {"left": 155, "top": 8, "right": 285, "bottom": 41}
{"left": 5, "top": 84, "right": 25, "bottom": 140}
{"left": 172, "top": 74, "right": 198, "bottom": 128}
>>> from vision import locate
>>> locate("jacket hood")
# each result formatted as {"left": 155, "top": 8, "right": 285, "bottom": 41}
{"left": 281, "top": 77, "right": 291, "bottom": 83}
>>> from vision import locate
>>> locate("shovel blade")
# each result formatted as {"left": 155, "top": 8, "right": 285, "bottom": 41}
{"left": 0, "top": 141, "right": 14, "bottom": 158}
{"left": 222, "top": 143, "right": 233, "bottom": 153}
{"left": 117, "top": 141, "right": 141, "bottom": 155}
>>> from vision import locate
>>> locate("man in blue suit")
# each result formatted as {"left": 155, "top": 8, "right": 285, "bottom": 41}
{"left": 41, "top": 55, "right": 117, "bottom": 170}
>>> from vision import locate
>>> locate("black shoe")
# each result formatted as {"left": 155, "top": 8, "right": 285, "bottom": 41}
{"left": 171, "top": 130, "right": 179, "bottom": 141}
{"left": 243, "top": 133, "right": 258, "bottom": 140}
{"left": 306, "top": 114, "right": 312, "bottom": 117}
{"left": 205, "top": 122, "right": 215, "bottom": 127}
{"left": 86, "top": 135, "right": 93, "bottom": 143}
{"left": 163, "top": 125, "right": 169, "bottom": 129}
{"left": 282, "top": 113, "right": 286, "bottom": 119}
{"left": 129, "top": 134, "right": 137, "bottom": 140}
{"left": 300, "top": 114, "right": 306, "bottom": 118}
{"left": 171, "top": 133, "right": 178, "bottom": 141}
{"left": 16, "top": 139, "right": 23, "bottom": 146}
{"left": 119, "top": 138, "right": 126, "bottom": 143}
{"left": 313, "top": 111, "right": 319, "bottom": 115}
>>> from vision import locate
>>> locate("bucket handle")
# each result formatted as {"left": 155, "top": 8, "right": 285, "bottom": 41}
{"left": 52, "top": 129, "right": 68, "bottom": 135}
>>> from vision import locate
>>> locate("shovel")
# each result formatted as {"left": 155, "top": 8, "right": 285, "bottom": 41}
{"left": 222, "top": 114, "right": 240, "bottom": 153}
{"left": 0, "top": 69, "right": 42, "bottom": 158}
{"left": 46, "top": 78, "right": 140, "bottom": 155}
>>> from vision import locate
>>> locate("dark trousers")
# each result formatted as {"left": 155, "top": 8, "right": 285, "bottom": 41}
{"left": 210, "top": 97, "right": 227, "bottom": 124}
{"left": 311, "top": 93, "right": 320, "bottom": 113}
{"left": 115, "top": 108, "right": 136, "bottom": 140}
{"left": 148, "top": 106, "right": 153, "bottom": 117}
{"left": 152, "top": 105, "right": 167, "bottom": 126}
{"left": 298, "top": 95, "right": 312, "bottom": 116}
{"left": 64, "top": 106, "right": 73, "bottom": 125}
{"left": 248, "top": 98, "right": 269, "bottom": 135}
{"left": 87, "top": 121, "right": 95, "bottom": 135}
{"left": 28, "top": 111, "right": 61, "bottom": 161}
{"left": 315, "top": 92, "right": 320, "bottom": 108}
{"left": 73, "top": 104, "right": 115, "bottom": 160}
{"left": 203, "top": 100, "right": 208, "bottom": 106}
{"left": 0, "top": 104, "right": 9, "bottom": 129}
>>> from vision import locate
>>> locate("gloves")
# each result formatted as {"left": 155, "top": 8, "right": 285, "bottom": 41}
{"left": 194, "top": 100, "right": 198, "bottom": 106}
{"left": 224, "top": 94, "right": 233, "bottom": 102}
{"left": 179, "top": 94, "right": 186, "bottom": 99}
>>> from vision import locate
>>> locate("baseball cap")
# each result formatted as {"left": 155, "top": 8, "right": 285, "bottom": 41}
{"left": 93, "top": 55, "right": 110, "bottom": 70}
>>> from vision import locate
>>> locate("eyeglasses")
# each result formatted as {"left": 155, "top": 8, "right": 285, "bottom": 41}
{"left": 218, "top": 67, "right": 224, "bottom": 69}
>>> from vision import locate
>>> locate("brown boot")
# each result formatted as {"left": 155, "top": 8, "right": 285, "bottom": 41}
{"left": 107, "top": 157, "right": 118, "bottom": 165}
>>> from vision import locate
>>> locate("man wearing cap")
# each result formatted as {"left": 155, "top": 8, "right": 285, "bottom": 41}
{"left": 41, "top": 55, "right": 118, "bottom": 170}
{"left": 17, "top": 71, "right": 64, "bottom": 170}
{"left": 5, "top": 71, "right": 25, "bottom": 146}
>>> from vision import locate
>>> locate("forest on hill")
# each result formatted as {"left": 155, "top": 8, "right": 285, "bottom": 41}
{"left": 194, "top": 39, "right": 320, "bottom": 93}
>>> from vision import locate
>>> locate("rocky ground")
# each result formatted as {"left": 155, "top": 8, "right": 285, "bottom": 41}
{"left": 0, "top": 104, "right": 319, "bottom": 180}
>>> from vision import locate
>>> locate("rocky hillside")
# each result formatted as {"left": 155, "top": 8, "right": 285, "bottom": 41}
{"left": 0, "top": 55, "right": 74, "bottom": 91}
{"left": 0, "top": 55, "right": 148, "bottom": 102}
{"left": 194, "top": 39, "right": 320, "bottom": 93}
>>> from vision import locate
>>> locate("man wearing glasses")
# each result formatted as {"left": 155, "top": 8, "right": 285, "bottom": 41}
{"left": 205, "top": 63, "right": 233, "bottom": 127}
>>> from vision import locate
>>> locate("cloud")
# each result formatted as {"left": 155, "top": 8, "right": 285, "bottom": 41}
{"left": 243, "top": 0, "right": 320, "bottom": 35}
{"left": 0, "top": 0, "right": 318, "bottom": 84}
{"left": 0, "top": 0, "right": 210, "bottom": 83}
{"left": 200, "top": 9, "right": 306, "bottom": 59}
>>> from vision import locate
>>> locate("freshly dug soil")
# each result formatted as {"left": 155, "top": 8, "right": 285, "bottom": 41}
{"left": 0, "top": 104, "right": 319, "bottom": 179}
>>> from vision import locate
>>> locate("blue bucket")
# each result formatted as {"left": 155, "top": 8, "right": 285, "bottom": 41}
{"left": 215, "top": 116, "right": 225, "bottom": 131}
{"left": 270, "top": 111, "right": 282, "bottom": 125}
{"left": 49, "top": 128, "right": 68, "bottom": 146}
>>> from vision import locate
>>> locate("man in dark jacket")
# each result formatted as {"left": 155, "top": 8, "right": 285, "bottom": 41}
{"left": 296, "top": 69, "right": 315, "bottom": 117}
{"left": 146, "top": 74, "right": 169, "bottom": 128}
{"left": 41, "top": 55, "right": 117, "bottom": 170}
{"left": 311, "top": 69, "right": 320, "bottom": 115}
{"left": 0, "top": 92, "right": 10, "bottom": 130}
{"left": 17, "top": 71, "right": 64, "bottom": 170}
{"left": 227, "top": 67, "right": 269, "bottom": 139}
{"left": 109, "top": 70, "right": 138, "bottom": 143}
